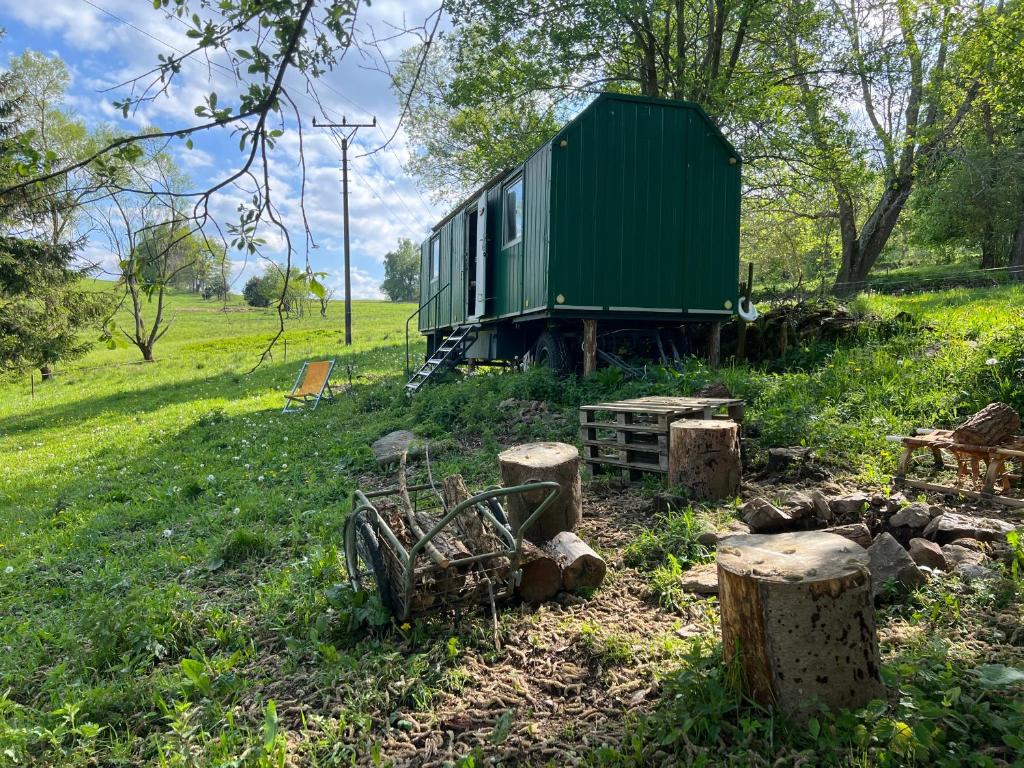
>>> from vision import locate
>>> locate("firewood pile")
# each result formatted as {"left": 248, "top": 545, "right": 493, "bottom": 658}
{"left": 353, "top": 443, "right": 607, "bottom": 622}
{"left": 721, "top": 301, "right": 914, "bottom": 362}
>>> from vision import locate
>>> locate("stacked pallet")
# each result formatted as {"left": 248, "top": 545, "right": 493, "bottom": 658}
{"left": 579, "top": 396, "right": 745, "bottom": 483}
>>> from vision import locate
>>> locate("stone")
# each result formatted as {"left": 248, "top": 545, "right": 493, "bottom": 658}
{"left": 821, "top": 523, "right": 873, "bottom": 548}
{"left": 868, "top": 533, "right": 926, "bottom": 597}
{"left": 870, "top": 494, "right": 888, "bottom": 507}
{"left": 371, "top": 430, "right": 422, "bottom": 464}
{"left": 679, "top": 563, "right": 719, "bottom": 595}
{"left": 652, "top": 493, "right": 689, "bottom": 516}
{"left": 696, "top": 521, "right": 750, "bottom": 547}
{"left": 927, "top": 505, "right": 945, "bottom": 518}
{"left": 784, "top": 490, "right": 815, "bottom": 518}
{"left": 889, "top": 503, "right": 932, "bottom": 529}
{"left": 941, "top": 544, "right": 988, "bottom": 569}
{"left": 908, "top": 538, "right": 947, "bottom": 570}
{"left": 810, "top": 490, "right": 833, "bottom": 521}
{"left": 740, "top": 498, "right": 794, "bottom": 533}
{"left": 766, "top": 447, "right": 809, "bottom": 474}
{"left": 923, "top": 512, "right": 1016, "bottom": 544}
{"left": 828, "top": 492, "right": 871, "bottom": 519}
{"left": 956, "top": 563, "right": 997, "bottom": 582}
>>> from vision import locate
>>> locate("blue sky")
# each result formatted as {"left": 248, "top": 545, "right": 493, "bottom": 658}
{"left": 0, "top": 0, "right": 448, "bottom": 297}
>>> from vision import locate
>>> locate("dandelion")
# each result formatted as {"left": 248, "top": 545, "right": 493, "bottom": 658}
{"left": 233, "top": 507, "right": 240, "bottom": 515}
{"left": 986, "top": 357, "right": 999, "bottom": 366}
{"left": 162, "top": 529, "right": 173, "bottom": 538}
{"left": 400, "top": 622, "right": 411, "bottom": 632}
{"left": 3, "top": 566, "right": 13, "bottom": 574}
{"left": 206, "top": 474, "right": 216, "bottom": 483}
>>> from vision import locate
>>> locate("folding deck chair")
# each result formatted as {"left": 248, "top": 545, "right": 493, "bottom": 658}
{"left": 282, "top": 359, "right": 337, "bottom": 413}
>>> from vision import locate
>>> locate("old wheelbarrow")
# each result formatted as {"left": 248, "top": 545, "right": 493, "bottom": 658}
{"left": 344, "top": 479, "right": 561, "bottom": 621}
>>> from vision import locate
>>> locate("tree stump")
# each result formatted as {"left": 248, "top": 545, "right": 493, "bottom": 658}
{"left": 498, "top": 442, "right": 581, "bottom": 543}
{"left": 544, "top": 531, "right": 606, "bottom": 592}
{"left": 669, "top": 419, "right": 741, "bottom": 499}
{"left": 516, "top": 541, "right": 561, "bottom": 603}
{"left": 952, "top": 402, "right": 1020, "bottom": 445}
{"left": 717, "top": 532, "right": 884, "bottom": 721}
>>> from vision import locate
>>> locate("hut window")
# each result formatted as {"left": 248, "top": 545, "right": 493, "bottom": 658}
{"left": 503, "top": 176, "right": 523, "bottom": 246}
{"left": 430, "top": 236, "right": 440, "bottom": 282}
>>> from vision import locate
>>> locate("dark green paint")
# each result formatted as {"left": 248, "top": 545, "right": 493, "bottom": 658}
{"left": 419, "top": 93, "right": 740, "bottom": 333}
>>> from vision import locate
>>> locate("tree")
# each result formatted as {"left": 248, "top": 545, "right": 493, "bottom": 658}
{"left": 380, "top": 238, "right": 420, "bottom": 302}
{"left": 0, "top": 2, "right": 444, "bottom": 367}
{"left": 203, "top": 272, "right": 229, "bottom": 300}
{"left": 243, "top": 274, "right": 273, "bottom": 307}
{"left": 395, "top": 0, "right": 789, "bottom": 202}
{"left": 910, "top": 1, "right": 1024, "bottom": 276}
{"left": 91, "top": 142, "right": 199, "bottom": 362}
{"left": 0, "top": 41, "right": 108, "bottom": 375}
{"left": 786, "top": 0, "right": 990, "bottom": 293}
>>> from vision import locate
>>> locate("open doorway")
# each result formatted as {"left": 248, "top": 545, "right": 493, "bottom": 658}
{"left": 466, "top": 208, "right": 478, "bottom": 319}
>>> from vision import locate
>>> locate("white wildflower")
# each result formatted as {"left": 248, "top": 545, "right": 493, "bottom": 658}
{"left": 4, "top": 566, "right": 13, "bottom": 574}
{"left": 985, "top": 357, "right": 998, "bottom": 366}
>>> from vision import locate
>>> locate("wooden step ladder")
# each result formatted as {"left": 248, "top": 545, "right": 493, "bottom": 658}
{"left": 405, "top": 323, "right": 480, "bottom": 395}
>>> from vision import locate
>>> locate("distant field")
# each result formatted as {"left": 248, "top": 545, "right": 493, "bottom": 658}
{"left": 0, "top": 281, "right": 1022, "bottom": 765}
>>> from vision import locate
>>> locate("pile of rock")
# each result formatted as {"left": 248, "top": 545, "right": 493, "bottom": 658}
{"left": 680, "top": 490, "right": 1019, "bottom": 598}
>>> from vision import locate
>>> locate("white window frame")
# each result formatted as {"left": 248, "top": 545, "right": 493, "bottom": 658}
{"left": 502, "top": 175, "right": 524, "bottom": 248}
{"left": 429, "top": 235, "right": 441, "bottom": 283}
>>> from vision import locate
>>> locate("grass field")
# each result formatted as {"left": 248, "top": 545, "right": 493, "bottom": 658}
{"left": 1, "top": 281, "right": 1023, "bottom": 766}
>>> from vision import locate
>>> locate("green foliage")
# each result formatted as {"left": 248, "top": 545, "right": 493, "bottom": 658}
{"left": 380, "top": 237, "right": 421, "bottom": 302}
{"left": 0, "top": 282, "right": 1022, "bottom": 765}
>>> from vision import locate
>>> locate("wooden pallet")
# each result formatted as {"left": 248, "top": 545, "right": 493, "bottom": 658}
{"left": 580, "top": 396, "right": 744, "bottom": 483}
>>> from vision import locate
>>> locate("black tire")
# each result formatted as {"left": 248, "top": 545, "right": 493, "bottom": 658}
{"left": 354, "top": 519, "right": 396, "bottom": 615}
{"left": 533, "top": 330, "right": 572, "bottom": 374}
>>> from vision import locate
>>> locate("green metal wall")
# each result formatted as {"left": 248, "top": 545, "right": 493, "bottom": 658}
{"left": 419, "top": 93, "right": 740, "bottom": 332}
{"left": 491, "top": 146, "right": 551, "bottom": 317}
{"left": 548, "top": 95, "right": 739, "bottom": 314}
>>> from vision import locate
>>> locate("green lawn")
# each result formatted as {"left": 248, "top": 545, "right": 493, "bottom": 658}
{"left": 1, "top": 282, "right": 1022, "bottom": 766}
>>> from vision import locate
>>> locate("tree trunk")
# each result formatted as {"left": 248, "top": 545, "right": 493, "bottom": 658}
{"left": 833, "top": 178, "right": 913, "bottom": 295}
{"left": 952, "top": 402, "right": 1020, "bottom": 446}
{"left": 543, "top": 531, "right": 606, "bottom": 592}
{"left": 669, "top": 419, "right": 741, "bottom": 499}
{"left": 516, "top": 541, "right": 561, "bottom": 603}
{"left": 498, "top": 442, "right": 581, "bottom": 544}
{"left": 1010, "top": 207, "right": 1024, "bottom": 281}
{"left": 980, "top": 223, "right": 1000, "bottom": 270}
{"left": 717, "top": 532, "right": 885, "bottom": 722}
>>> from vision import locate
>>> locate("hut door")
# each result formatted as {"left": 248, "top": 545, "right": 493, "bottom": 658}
{"left": 470, "top": 196, "right": 487, "bottom": 320}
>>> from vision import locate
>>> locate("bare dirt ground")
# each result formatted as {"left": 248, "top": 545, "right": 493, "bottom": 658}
{"left": 367, "top": 485, "right": 710, "bottom": 767}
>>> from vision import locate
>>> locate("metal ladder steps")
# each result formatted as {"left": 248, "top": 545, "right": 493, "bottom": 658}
{"left": 405, "top": 323, "right": 479, "bottom": 394}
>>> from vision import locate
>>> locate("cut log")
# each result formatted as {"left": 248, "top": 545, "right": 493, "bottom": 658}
{"left": 442, "top": 473, "right": 510, "bottom": 578}
{"left": 498, "top": 442, "right": 581, "bottom": 543}
{"left": 669, "top": 419, "right": 741, "bottom": 500}
{"left": 516, "top": 541, "right": 561, "bottom": 603}
{"left": 394, "top": 454, "right": 468, "bottom": 597}
{"left": 544, "top": 531, "right": 607, "bottom": 592}
{"left": 951, "top": 402, "right": 1020, "bottom": 445}
{"left": 717, "top": 532, "right": 885, "bottom": 722}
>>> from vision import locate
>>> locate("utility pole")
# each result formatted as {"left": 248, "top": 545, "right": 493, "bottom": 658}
{"left": 313, "top": 114, "right": 376, "bottom": 346}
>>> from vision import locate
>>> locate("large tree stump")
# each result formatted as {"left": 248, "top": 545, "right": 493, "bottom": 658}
{"left": 516, "top": 541, "right": 561, "bottom": 603}
{"left": 952, "top": 402, "right": 1020, "bottom": 445}
{"left": 498, "top": 442, "right": 581, "bottom": 543}
{"left": 669, "top": 419, "right": 741, "bottom": 499}
{"left": 717, "top": 532, "right": 884, "bottom": 721}
{"left": 544, "top": 531, "right": 606, "bottom": 592}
